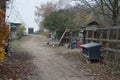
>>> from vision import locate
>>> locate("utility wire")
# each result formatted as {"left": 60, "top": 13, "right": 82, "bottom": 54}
{"left": 6, "top": 0, "right": 14, "bottom": 21}
{"left": 6, "top": 0, "right": 28, "bottom": 26}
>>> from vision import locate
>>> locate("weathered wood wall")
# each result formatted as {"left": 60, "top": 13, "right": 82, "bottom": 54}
{"left": 84, "top": 26, "right": 120, "bottom": 68}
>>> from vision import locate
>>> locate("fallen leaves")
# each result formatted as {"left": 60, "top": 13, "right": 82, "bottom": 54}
{"left": 0, "top": 50, "right": 34, "bottom": 80}
{"left": 59, "top": 51, "right": 120, "bottom": 80}
{"left": 0, "top": 62, "right": 26, "bottom": 80}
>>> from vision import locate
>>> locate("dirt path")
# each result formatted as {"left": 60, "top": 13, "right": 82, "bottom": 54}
{"left": 21, "top": 34, "right": 94, "bottom": 80}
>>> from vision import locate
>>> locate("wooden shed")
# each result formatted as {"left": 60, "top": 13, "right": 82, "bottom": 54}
{"left": 8, "top": 22, "right": 22, "bottom": 40}
{"left": 83, "top": 21, "right": 101, "bottom": 44}
{"left": 57, "top": 29, "right": 81, "bottom": 48}
{"left": 83, "top": 21, "right": 120, "bottom": 66}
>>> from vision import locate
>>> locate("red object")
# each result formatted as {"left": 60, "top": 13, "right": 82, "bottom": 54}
{"left": 77, "top": 41, "right": 81, "bottom": 48}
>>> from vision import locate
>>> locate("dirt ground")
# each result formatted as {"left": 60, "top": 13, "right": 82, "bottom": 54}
{"left": 1, "top": 34, "right": 119, "bottom": 80}
{"left": 20, "top": 34, "right": 95, "bottom": 80}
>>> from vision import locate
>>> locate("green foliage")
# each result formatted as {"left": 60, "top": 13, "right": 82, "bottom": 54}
{"left": 43, "top": 10, "right": 72, "bottom": 31}
{"left": 17, "top": 25, "right": 26, "bottom": 37}
{"left": 43, "top": 9, "right": 92, "bottom": 31}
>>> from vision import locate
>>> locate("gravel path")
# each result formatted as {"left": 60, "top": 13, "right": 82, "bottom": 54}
{"left": 21, "top": 34, "right": 94, "bottom": 80}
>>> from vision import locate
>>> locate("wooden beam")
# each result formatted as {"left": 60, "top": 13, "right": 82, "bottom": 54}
{"left": 86, "top": 38, "right": 120, "bottom": 43}
{"left": 85, "top": 27, "right": 120, "bottom": 30}
{"left": 104, "top": 48, "right": 120, "bottom": 53}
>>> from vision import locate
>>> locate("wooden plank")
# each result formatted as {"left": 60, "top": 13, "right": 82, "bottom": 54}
{"left": 82, "top": 53, "right": 89, "bottom": 58}
{"left": 92, "top": 31, "right": 94, "bottom": 39}
{"left": 85, "top": 27, "right": 120, "bottom": 30}
{"left": 104, "top": 48, "right": 120, "bottom": 53}
{"left": 116, "top": 29, "right": 119, "bottom": 39}
{"left": 106, "top": 30, "right": 110, "bottom": 47}
{"left": 58, "top": 29, "right": 67, "bottom": 45}
{"left": 97, "top": 27, "right": 120, "bottom": 30}
{"left": 86, "top": 38, "right": 120, "bottom": 42}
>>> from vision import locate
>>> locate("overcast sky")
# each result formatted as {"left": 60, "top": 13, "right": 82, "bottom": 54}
{"left": 6, "top": 0, "right": 59, "bottom": 32}
{"left": 6, "top": 0, "right": 79, "bottom": 32}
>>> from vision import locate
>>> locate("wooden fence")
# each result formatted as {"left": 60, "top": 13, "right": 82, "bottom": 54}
{"left": 84, "top": 26, "right": 120, "bottom": 69}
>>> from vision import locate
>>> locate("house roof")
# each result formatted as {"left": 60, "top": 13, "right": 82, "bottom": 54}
{"left": 87, "top": 21, "right": 99, "bottom": 26}
{"left": 8, "top": 22, "right": 22, "bottom": 28}
{"left": 10, "top": 23, "right": 21, "bottom": 26}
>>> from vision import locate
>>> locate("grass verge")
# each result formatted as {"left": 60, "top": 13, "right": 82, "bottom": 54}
{"left": 11, "top": 35, "right": 31, "bottom": 49}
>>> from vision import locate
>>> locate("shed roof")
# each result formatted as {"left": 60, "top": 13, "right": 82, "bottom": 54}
{"left": 8, "top": 22, "right": 22, "bottom": 28}
{"left": 87, "top": 21, "right": 99, "bottom": 26}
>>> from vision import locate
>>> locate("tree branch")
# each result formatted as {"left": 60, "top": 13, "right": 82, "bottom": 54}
{"left": 103, "top": 0, "right": 113, "bottom": 12}
{"left": 94, "top": 0, "right": 101, "bottom": 7}
{"left": 108, "top": 0, "right": 113, "bottom": 8}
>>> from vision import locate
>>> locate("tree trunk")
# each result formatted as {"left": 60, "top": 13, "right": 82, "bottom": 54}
{"left": 112, "top": 0, "right": 119, "bottom": 26}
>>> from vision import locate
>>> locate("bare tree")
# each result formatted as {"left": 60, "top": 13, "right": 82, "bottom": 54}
{"left": 72, "top": 0, "right": 120, "bottom": 26}
{"left": 34, "top": 2, "right": 56, "bottom": 29}
{"left": 35, "top": 2, "right": 56, "bottom": 18}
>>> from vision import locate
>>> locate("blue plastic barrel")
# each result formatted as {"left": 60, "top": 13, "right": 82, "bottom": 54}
{"left": 72, "top": 42, "right": 77, "bottom": 48}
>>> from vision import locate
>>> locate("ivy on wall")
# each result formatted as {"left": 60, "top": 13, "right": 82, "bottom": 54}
{"left": 0, "top": 9, "right": 10, "bottom": 61}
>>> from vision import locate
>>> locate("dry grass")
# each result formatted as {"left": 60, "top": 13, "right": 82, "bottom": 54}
{"left": 57, "top": 51, "right": 120, "bottom": 80}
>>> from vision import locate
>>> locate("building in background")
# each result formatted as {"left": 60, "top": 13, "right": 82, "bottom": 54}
{"left": 28, "top": 28, "right": 34, "bottom": 34}
{"left": 7, "top": 22, "right": 22, "bottom": 40}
